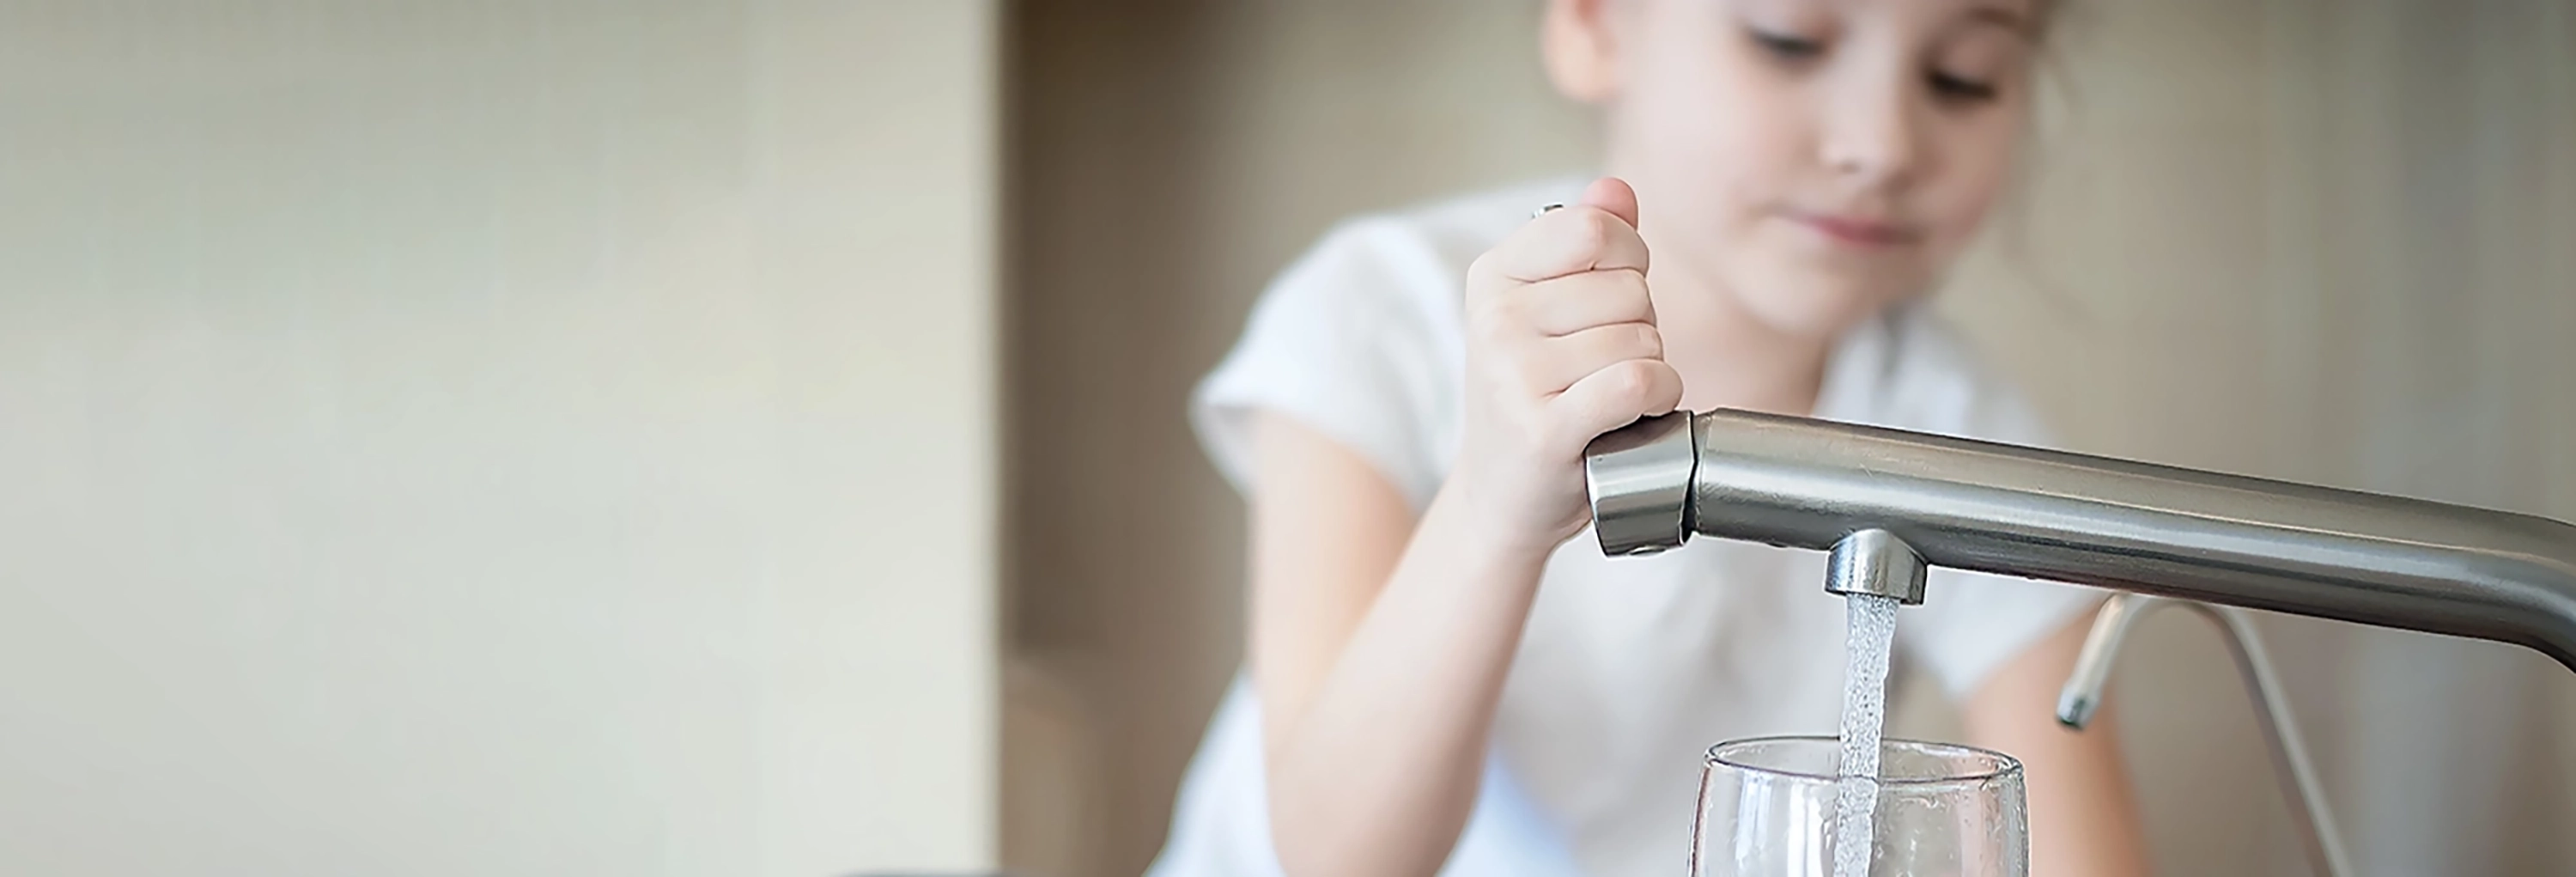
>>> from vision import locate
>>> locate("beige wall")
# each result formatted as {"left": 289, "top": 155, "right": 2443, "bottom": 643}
{"left": 0, "top": 2, "right": 1000, "bottom": 874}
{"left": 1005, "top": 2, "right": 2576, "bottom": 876}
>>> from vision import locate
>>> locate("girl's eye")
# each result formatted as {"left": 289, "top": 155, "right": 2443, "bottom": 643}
{"left": 1747, "top": 28, "right": 1825, "bottom": 60}
{"left": 1928, "top": 71, "right": 1999, "bottom": 103}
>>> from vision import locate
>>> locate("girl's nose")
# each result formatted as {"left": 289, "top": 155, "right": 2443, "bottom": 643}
{"left": 1819, "top": 69, "right": 1922, "bottom": 190}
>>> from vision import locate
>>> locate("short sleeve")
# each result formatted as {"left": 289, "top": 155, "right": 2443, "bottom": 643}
{"left": 1896, "top": 383, "right": 2106, "bottom": 698}
{"left": 1191, "top": 219, "right": 1457, "bottom": 509}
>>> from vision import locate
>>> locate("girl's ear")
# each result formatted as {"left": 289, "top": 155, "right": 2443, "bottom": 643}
{"left": 1541, "top": 0, "right": 1623, "bottom": 104}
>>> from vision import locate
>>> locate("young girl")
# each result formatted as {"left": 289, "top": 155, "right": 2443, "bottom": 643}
{"left": 1151, "top": 0, "right": 2150, "bottom": 874}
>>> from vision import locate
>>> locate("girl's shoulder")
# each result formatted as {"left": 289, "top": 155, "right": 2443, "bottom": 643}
{"left": 1279, "top": 176, "right": 1593, "bottom": 316}
{"left": 1382, "top": 175, "right": 1593, "bottom": 270}
{"left": 1195, "top": 178, "right": 1585, "bottom": 507}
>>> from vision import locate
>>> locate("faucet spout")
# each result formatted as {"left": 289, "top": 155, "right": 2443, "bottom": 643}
{"left": 1583, "top": 410, "right": 2576, "bottom": 672}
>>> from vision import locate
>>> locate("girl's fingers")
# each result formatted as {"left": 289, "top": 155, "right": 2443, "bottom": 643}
{"left": 1549, "top": 357, "right": 1686, "bottom": 452}
{"left": 1472, "top": 204, "right": 1650, "bottom": 285}
{"left": 1526, "top": 323, "right": 1664, "bottom": 394}
{"left": 1513, "top": 269, "right": 1656, "bottom": 336}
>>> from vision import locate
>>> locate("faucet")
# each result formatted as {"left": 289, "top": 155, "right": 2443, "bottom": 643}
{"left": 1583, "top": 409, "right": 2576, "bottom": 671}
{"left": 1586, "top": 408, "right": 2576, "bottom": 875}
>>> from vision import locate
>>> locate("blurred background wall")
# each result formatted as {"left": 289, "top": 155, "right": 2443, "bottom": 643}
{"left": 0, "top": 2, "right": 1000, "bottom": 875}
{"left": 1003, "top": 2, "right": 2576, "bottom": 876}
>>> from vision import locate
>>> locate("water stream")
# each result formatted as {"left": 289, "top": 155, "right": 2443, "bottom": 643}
{"left": 1832, "top": 592, "right": 1899, "bottom": 877}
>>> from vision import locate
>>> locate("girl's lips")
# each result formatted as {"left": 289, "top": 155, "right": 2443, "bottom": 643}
{"left": 1787, "top": 212, "right": 1920, "bottom": 247}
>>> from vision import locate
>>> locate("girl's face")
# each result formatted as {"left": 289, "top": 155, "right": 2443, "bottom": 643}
{"left": 1550, "top": 0, "right": 2040, "bottom": 339}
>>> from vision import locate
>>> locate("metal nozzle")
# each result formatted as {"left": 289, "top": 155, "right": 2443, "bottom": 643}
{"left": 1825, "top": 528, "right": 1927, "bottom": 605}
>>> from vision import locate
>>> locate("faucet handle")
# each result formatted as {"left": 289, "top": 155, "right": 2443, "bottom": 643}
{"left": 1584, "top": 411, "right": 1699, "bottom": 557}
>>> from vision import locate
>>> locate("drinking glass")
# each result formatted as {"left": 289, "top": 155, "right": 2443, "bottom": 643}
{"left": 1692, "top": 735, "right": 2026, "bottom": 877}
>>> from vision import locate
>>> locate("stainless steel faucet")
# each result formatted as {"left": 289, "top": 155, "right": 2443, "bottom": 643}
{"left": 1587, "top": 408, "right": 2576, "bottom": 875}
{"left": 1583, "top": 409, "right": 2576, "bottom": 671}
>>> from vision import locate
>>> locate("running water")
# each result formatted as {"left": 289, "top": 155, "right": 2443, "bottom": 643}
{"left": 1833, "top": 593, "right": 1900, "bottom": 877}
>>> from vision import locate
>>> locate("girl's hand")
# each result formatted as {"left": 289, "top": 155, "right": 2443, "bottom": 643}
{"left": 1449, "top": 177, "right": 1684, "bottom": 551}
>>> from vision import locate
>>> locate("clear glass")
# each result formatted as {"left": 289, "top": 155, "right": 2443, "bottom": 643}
{"left": 1692, "top": 735, "right": 2027, "bottom": 877}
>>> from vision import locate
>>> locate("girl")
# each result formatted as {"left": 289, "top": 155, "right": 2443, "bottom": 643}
{"left": 1152, "top": 0, "right": 2150, "bottom": 874}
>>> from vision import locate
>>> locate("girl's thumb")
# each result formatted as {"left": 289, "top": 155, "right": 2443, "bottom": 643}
{"left": 1581, "top": 176, "right": 1640, "bottom": 229}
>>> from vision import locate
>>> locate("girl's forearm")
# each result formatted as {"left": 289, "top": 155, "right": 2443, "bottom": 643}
{"left": 1264, "top": 484, "right": 1556, "bottom": 877}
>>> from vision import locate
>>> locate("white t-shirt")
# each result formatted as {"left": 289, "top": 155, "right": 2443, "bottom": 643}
{"left": 1149, "top": 178, "right": 2100, "bottom": 877}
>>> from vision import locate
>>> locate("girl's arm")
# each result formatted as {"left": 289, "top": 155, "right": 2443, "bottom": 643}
{"left": 1253, "top": 178, "right": 1679, "bottom": 877}
{"left": 1248, "top": 412, "right": 1550, "bottom": 877}
{"left": 1963, "top": 612, "right": 2154, "bottom": 877}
